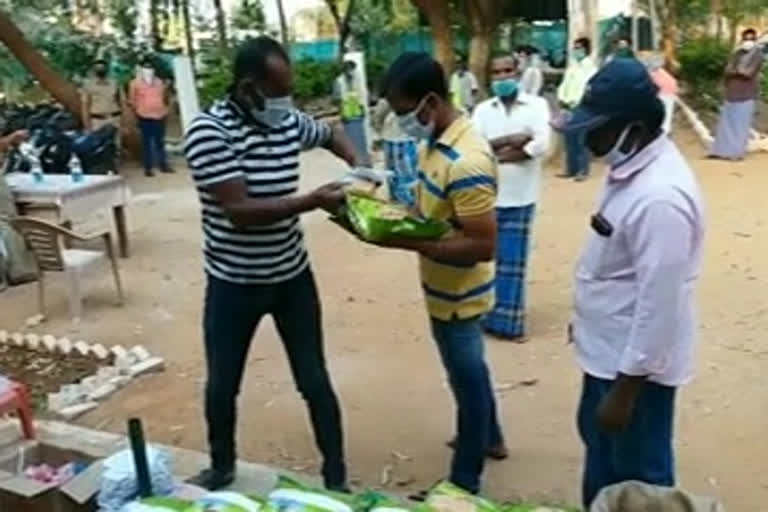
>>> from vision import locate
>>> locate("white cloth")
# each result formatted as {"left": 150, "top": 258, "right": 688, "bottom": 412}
{"left": 520, "top": 65, "right": 544, "bottom": 96}
{"left": 659, "top": 94, "right": 676, "bottom": 134}
{"left": 471, "top": 94, "right": 551, "bottom": 207}
{"left": 572, "top": 136, "right": 706, "bottom": 387}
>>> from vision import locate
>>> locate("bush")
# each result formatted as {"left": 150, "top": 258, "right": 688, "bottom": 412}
{"left": 365, "top": 55, "right": 390, "bottom": 96}
{"left": 196, "top": 54, "right": 340, "bottom": 108}
{"left": 678, "top": 36, "right": 731, "bottom": 112}
{"left": 294, "top": 59, "right": 340, "bottom": 102}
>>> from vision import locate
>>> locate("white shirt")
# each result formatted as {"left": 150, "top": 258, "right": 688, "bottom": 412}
{"left": 572, "top": 136, "right": 706, "bottom": 387}
{"left": 520, "top": 65, "right": 544, "bottom": 96}
{"left": 471, "top": 93, "right": 551, "bottom": 207}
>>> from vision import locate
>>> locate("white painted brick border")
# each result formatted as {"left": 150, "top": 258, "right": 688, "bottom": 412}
{"left": 678, "top": 97, "right": 768, "bottom": 153}
{"left": 0, "top": 329, "right": 165, "bottom": 420}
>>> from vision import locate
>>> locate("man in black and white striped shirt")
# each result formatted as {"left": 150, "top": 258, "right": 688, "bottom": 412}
{"left": 184, "top": 36, "right": 359, "bottom": 491}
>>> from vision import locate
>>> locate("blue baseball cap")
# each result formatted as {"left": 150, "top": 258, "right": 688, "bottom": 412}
{"left": 564, "top": 58, "right": 661, "bottom": 133}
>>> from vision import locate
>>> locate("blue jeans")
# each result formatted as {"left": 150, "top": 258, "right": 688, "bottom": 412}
{"left": 137, "top": 117, "right": 168, "bottom": 172}
{"left": 564, "top": 128, "right": 589, "bottom": 176}
{"left": 577, "top": 374, "right": 676, "bottom": 508}
{"left": 431, "top": 317, "right": 504, "bottom": 493}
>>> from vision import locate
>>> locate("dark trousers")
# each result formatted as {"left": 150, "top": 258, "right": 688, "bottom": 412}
{"left": 564, "top": 127, "right": 590, "bottom": 176}
{"left": 577, "top": 374, "right": 676, "bottom": 508}
{"left": 431, "top": 317, "right": 504, "bottom": 493}
{"left": 203, "top": 269, "right": 346, "bottom": 487}
{"left": 137, "top": 117, "right": 168, "bottom": 171}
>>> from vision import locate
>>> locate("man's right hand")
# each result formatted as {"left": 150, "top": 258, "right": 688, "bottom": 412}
{"left": 310, "top": 182, "right": 347, "bottom": 214}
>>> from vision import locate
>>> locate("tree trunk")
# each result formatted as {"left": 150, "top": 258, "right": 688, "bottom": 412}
{"left": 0, "top": 9, "right": 82, "bottom": 118}
{"left": 213, "top": 0, "right": 229, "bottom": 52}
{"left": 711, "top": 0, "right": 723, "bottom": 40}
{"left": 180, "top": 0, "right": 196, "bottom": 75}
{"left": 324, "top": 0, "right": 357, "bottom": 57}
{"left": 276, "top": 0, "right": 289, "bottom": 45}
{"left": 656, "top": 0, "right": 679, "bottom": 71}
{"left": 411, "top": 0, "right": 455, "bottom": 74}
{"left": 464, "top": 0, "right": 499, "bottom": 92}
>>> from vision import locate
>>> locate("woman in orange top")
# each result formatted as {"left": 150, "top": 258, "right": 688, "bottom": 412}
{"left": 129, "top": 59, "right": 173, "bottom": 177}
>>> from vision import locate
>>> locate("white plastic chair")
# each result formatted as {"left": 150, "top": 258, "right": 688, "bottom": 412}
{"left": 10, "top": 216, "right": 124, "bottom": 321}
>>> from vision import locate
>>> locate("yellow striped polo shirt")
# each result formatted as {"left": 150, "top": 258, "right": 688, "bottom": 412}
{"left": 417, "top": 116, "right": 498, "bottom": 321}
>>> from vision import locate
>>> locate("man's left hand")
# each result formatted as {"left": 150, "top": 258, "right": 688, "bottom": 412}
{"left": 596, "top": 374, "right": 648, "bottom": 434}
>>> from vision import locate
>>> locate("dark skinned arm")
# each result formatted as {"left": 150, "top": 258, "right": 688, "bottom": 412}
{"left": 206, "top": 177, "right": 344, "bottom": 229}
{"left": 489, "top": 133, "right": 532, "bottom": 152}
{"left": 496, "top": 146, "right": 532, "bottom": 163}
{"left": 323, "top": 124, "right": 360, "bottom": 167}
{"left": 596, "top": 373, "right": 647, "bottom": 433}
{"left": 374, "top": 210, "right": 497, "bottom": 266}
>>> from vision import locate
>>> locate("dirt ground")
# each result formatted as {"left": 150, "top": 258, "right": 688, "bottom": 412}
{"left": 2, "top": 126, "right": 767, "bottom": 510}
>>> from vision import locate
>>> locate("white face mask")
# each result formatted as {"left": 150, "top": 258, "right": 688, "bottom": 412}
{"left": 602, "top": 124, "right": 639, "bottom": 168}
{"left": 397, "top": 96, "right": 434, "bottom": 140}
{"left": 251, "top": 96, "right": 294, "bottom": 128}
{"left": 741, "top": 40, "right": 757, "bottom": 51}
{"left": 141, "top": 67, "right": 155, "bottom": 82}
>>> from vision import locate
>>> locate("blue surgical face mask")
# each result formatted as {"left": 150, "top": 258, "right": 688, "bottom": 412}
{"left": 573, "top": 48, "right": 587, "bottom": 61}
{"left": 397, "top": 96, "right": 434, "bottom": 140}
{"left": 603, "top": 124, "right": 638, "bottom": 167}
{"left": 251, "top": 96, "right": 293, "bottom": 128}
{"left": 492, "top": 78, "right": 519, "bottom": 98}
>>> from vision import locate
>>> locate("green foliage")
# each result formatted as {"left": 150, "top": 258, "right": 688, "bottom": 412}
{"left": 232, "top": 0, "right": 266, "bottom": 32}
{"left": 196, "top": 44, "right": 234, "bottom": 107}
{"left": 294, "top": 59, "right": 340, "bottom": 102}
{"left": 365, "top": 54, "right": 389, "bottom": 95}
{"left": 678, "top": 36, "right": 731, "bottom": 112}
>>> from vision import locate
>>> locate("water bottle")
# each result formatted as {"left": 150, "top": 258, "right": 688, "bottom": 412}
{"left": 20, "top": 142, "right": 44, "bottom": 184}
{"left": 69, "top": 154, "right": 84, "bottom": 183}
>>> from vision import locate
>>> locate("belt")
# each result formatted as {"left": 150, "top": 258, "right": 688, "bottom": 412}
{"left": 91, "top": 112, "right": 121, "bottom": 120}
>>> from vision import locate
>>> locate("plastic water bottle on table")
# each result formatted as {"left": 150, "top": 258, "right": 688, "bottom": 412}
{"left": 69, "top": 154, "right": 84, "bottom": 183}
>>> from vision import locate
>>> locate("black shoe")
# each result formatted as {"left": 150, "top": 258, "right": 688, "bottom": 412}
{"left": 161, "top": 166, "right": 175, "bottom": 174}
{"left": 574, "top": 173, "right": 588, "bottom": 182}
{"left": 187, "top": 467, "right": 235, "bottom": 490}
{"left": 326, "top": 483, "right": 351, "bottom": 494}
{"left": 144, "top": 169, "right": 155, "bottom": 177}
{"left": 446, "top": 438, "right": 509, "bottom": 460}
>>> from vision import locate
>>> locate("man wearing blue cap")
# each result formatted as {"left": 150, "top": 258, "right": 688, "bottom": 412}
{"left": 564, "top": 59, "right": 706, "bottom": 508}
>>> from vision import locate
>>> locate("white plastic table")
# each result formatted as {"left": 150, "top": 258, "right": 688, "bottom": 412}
{"left": 6, "top": 173, "right": 131, "bottom": 257}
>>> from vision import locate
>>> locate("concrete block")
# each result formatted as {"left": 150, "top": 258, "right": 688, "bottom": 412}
{"left": 130, "top": 345, "right": 151, "bottom": 362}
{"left": 88, "top": 383, "right": 117, "bottom": 401}
{"left": 57, "top": 401, "right": 98, "bottom": 420}
{"left": 73, "top": 340, "right": 90, "bottom": 356}
{"left": 111, "top": 344, "right": 128, "bottom": 359}
{"left": 116, "top": 354, "right": 136, "bottom": 374}
{"left": 97, "top": 366, "right": 118, "bottom": 381}
{"left": 41, "top": 334, "right": 58, "bottom": 352}
{"left": 81, "top": 376, "right": 99, "bottom": 393}
{"left": 57, "top": 337, "right": 73, "bottom": 354}
{"left": 11, "top": 331, "right": 25, "bottom": 346}
{"left": 109, "top": 376, "right": 131, "bottom": 388}
{"left": 60, "top": 384, "right": 85, "bottom": 404}
{"left": 129, "top": 357, "right": 165, "bottom": 377}
{"left": 25, "top": 333, "right": 40, "bottom": 350}
{"left": 47, "top": 392, "right": 67, "bottom": 412}
{"left": 90, "top": 343, "right": 109, "bottom": 360}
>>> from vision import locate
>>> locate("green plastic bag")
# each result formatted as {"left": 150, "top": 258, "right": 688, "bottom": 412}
{"left": 426, "top": 482, "right": 502, "bottom": 512}
{"left": 344, "top": 191, "right": 450, "bottom": 242}
{"left": 192, "top": 491, "right": 270, "bottom": 511}
{"left": 268, "top": 476, "right": 355, "bottom": 512}
{"left": 356, "top": 491, "right": 432, "bottom": 512}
